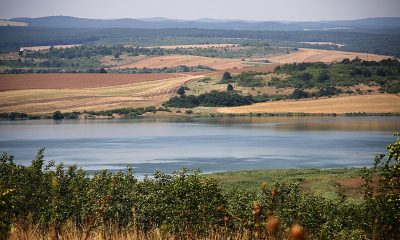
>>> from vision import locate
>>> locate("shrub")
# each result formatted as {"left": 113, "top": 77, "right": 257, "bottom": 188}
{"left": 53, "top": 111, "right": 63, "bottom": 120}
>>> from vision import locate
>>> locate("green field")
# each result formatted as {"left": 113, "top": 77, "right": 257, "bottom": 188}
{"left": 208, "top": 168, "right": 363, "bottom": 200}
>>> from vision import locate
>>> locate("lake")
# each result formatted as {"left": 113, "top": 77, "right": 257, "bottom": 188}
{"left": 0, "top": 117, "right": 399, "bottom": 176}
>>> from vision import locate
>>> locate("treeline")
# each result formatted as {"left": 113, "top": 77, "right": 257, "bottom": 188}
{"left": 21, "top": 44, "right": 281, "bottom": 61}
{"left": 1, "top": 27, "right": 400, "bottom": 56}
{"left": 1, "top": 135, "right": 399, "bottom": 239}
{"left": 0, "top": 65, "right": 214, "bottom": 74}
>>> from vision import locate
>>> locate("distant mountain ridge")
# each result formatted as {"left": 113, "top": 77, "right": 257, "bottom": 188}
{"left": 7, "top": 16, "right": 400, "bottom": 31}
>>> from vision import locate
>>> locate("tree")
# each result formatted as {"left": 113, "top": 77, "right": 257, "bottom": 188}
{"left": 99, "top": 68, "right": 107, "bottom": 74}
{"left": 177, "top": 86, "right": 185, "bottom": 97}
{"left": 52, "top": 111, "right": 63, "bottom": 120}
{"left": 114, "top": 52, "right": 121, "bottom": 59}
{"left": 318, "top": 70, "right": 330, "bottom": 82}
{"left": 227, "top": 84, "right": 234, "bottom": 92}
{"left": 362, "top": 133, "right": 400, "bottom": 239}
{"left": 291, "top": 89, "right": 309, "bottom": 99}
{"left": 222, "top": 72, "right": 232, "bottom": 81}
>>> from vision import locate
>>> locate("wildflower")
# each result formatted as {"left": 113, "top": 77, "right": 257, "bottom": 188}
{"left": 262, "top": 181, "right": 268, "bottom": 191}
{"left": 223, "top": 216, "right": 229, "bottom": 223}
{"left": 289, "top": 224, "right": 306, "bottom": 240}
{"left": 266, "top": 216, "right": 280, "bottom": 234}
{"left": 271, "top": 187, "right": 278, "bottom": 196}
{"left": 252, "top": 202, "right": 261, "bottom": 216}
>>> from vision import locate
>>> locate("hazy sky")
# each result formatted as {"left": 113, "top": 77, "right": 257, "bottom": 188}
{"left": 1, "top": 0, "right": 399, "bottom": 21}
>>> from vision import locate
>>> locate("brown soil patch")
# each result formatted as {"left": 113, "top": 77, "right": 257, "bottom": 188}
{"left": 216, "top": 94, "right": 400, "bottom": 114}
{"left": 113, "top": 55, "right": 247, "bottom": 70}
{"left": 0, "top": 73, "right": 181, "bottom": 90}
{"left": 265, "top": 48, "right": 393, "bottom": 64}
{"left": 337, "top": 177, "right": 380, "bottom": 196}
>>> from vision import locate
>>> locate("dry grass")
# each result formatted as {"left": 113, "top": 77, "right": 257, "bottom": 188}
{"left": 264, "top": 48, "right": 393, "bottom": 64}
{"left": 0, "top": 73, "right": 181, "bottom": 90}
{"left": 0, "top": 74, "right": 204, "bottom": 114}
{"left": 8, "top": 222, "right": 281, "bottom": 240}
{"left": 113, "top": 55, "right": 249, "bottom": 70}
{"left": 216, "top": 94, "right": 400, "bottom": 114}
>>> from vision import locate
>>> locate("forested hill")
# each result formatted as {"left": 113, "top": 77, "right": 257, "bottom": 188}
{"left": 8, "top": 16, "right": 400, "bottom": 32}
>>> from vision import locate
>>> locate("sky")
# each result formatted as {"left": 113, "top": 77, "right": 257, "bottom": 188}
{"left": 1, "top": 0, "right": 399, "bottom": 21}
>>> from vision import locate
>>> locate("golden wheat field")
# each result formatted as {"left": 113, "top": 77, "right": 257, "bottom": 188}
{"left": 0, "top": 74, "right": 204, "bottom": 114}
{"left": 216, "top": 94, "right": 400, "bottom": 114}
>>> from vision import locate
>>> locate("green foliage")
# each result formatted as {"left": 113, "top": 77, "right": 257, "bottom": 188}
{"left": 0, "top": 112, "right": 29, "bottom": 120}
{"left": 86, "top": 106, "right": 158, "bottom": 117}
{"left": 227, "top": 83, "right": 234, "bottom": 92}
{"left": 164, "top": 91, "right": 253, "bottom": 108}
{"left": 362, "top": 133, "right": 400, "bottom": 239}
{"left": 1, "top": 135, "right": 399, "bottom": 239}
{"left": 221, "top": 72, "right": 268, "bottom": 87}
{"left": 0, "top": 187, "right": 14, "bottom": 239}
{"left": 0, "top": 153, "right": 224, "bottom": 237}
{"left": 271, "top": 59, "right": 400, "bottom": 93}
{"left": 52, "top": 111, "right": 63, "bottom": 120}
{"left": 220, "top": 72, "right": 233, "bottom": 83}
{"left": 291, "top": 89, "right": 310, "bottom": 99}
{"left": 177, "top": 86, "right": 186, "bottom": 96}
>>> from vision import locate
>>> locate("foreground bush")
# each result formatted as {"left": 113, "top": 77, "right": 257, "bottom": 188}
{"left": 1, "top": 134, "right": 399, "bottom": 239}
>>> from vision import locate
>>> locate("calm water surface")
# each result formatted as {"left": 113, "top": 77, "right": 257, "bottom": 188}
{"left": 0, "top": 117, "right": 399, "bottom": 176}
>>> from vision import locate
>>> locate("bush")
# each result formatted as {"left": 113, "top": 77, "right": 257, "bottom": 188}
{"left": 164, "top": 91, "right": 254, "bottom": 108}
{"left": 227, "top": 83, "right": 234, "bottom": 92}
{"left": 53, "top": 111, "right": 63, "bottom": 120}
{"left": 291, "top": 89, "right": 310, "bottom": 99}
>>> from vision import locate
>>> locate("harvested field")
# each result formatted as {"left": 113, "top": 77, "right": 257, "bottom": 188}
{"left": 216, "top": 94, "right": 400, "bottom": 114}
{"left": 0, "top": 74, "right": 204, "bottom": 114}
{"left": 0, "top": 73, "right": 181, "bottom": 90}
{"left": 113, "top": 55, "right": 248, "bottom": 70}
{"left": 266, "top": 48, "right": 392, "bottom": 64}
{"left": 22, "top": 44, "right": 82, "bottom": 51}
{"left": 0, "top": 20, "right": 27, "bottom": 26}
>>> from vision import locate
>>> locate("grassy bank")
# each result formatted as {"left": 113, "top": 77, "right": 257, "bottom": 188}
{"left": 208, "top": 168, "right": 364, "bottom": 201}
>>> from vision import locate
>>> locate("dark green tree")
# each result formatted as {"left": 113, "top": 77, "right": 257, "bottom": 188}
{"left": 177, "top": 86, "right": 186, "bottom": 97}
{"left": 227, "top": 84, "right": 234, "bottom": 92}
{"left": 52, "top": 111, "right": 63, "bottom": 120}
{"left": 99, "top": 68, "right": 108, "bottom": 74}
{"left": 222, "top": 72, "right": 232, "bottom": 81}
